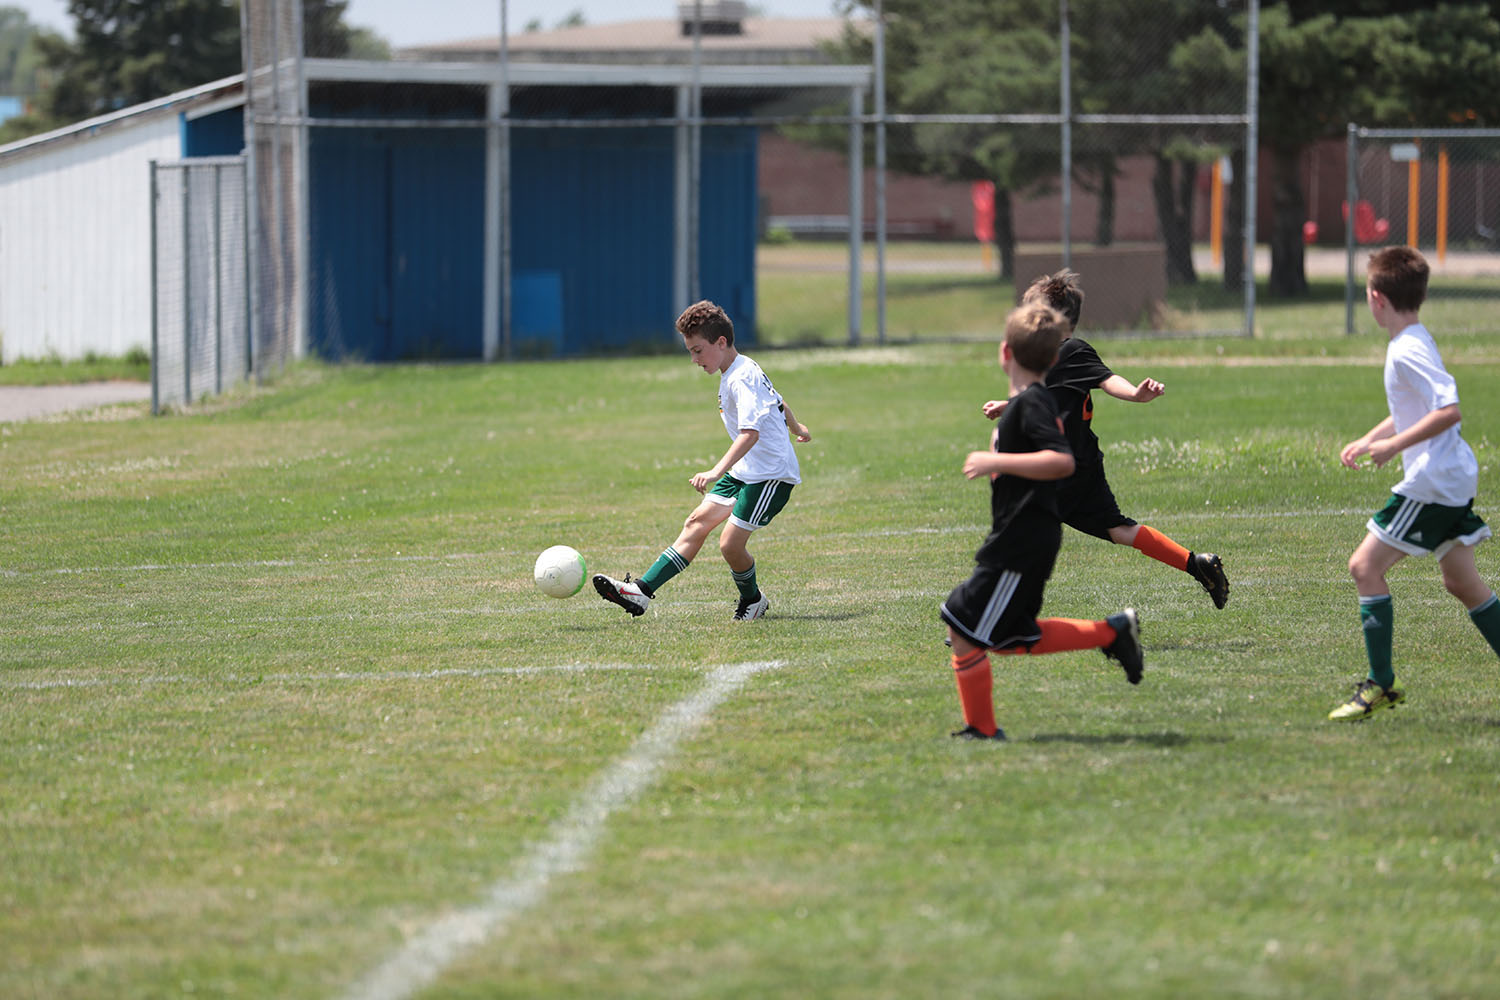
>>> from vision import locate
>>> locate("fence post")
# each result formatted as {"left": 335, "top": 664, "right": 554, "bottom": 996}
{"left": 1345, "top": 123, "right": 1359, "bottom": 335}
{"left": 214, "top": 162, "right": 224, "bottom": 393}
{"left": 150, "top": 160, "right": 160, "bottom": 416}
{"left": 182, "top": 163, "right": 192, "bottom": 405}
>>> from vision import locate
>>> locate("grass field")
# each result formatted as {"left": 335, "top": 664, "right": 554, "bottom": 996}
{"left": 5, "top": 332, "right": 1500, "bottom": 998}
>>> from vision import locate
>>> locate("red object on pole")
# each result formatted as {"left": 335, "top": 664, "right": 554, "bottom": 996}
{"left": 971, "top": 181, "right": 995, "bottom": 243}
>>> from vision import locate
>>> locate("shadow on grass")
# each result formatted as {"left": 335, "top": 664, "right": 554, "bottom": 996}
{"left": 1026, "top": 730, "right": 1230, "bottom": 748}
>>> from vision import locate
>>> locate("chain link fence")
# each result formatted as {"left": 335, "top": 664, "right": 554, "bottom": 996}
{"left": 150, "top": 157, "right": 250, "bottom": 413}
{"left": 234, "top": 0, "right": 1259, "bottom": 362}
{"left": 1343, "top": 126, "right": 1500, "bottom": 334}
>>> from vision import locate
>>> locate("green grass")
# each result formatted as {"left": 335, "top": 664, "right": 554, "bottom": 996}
{"left": 0, "top": 349, "right": 151, "bottom": 386}
{"left": 755, "top": 241, "right": 1500, "bottom": 347}
{"left": 5, "top": 340, "right": 1500, "bottom": 998}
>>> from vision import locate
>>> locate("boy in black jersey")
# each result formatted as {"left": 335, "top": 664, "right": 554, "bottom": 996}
{"left": 982, "top": 270, "right": 1229, "bottom": 608}
{"left": 943, "top": 303, "right": 1145, "bottom": 741}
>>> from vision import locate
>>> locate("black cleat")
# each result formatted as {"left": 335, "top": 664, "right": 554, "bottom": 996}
{"left": 1103, "top": 608, "right": 1144, "bottom": 685}
{"left": 1188, "top": 552, "right": 1229, "bottom": 609}
{"left": 951, "top": 724, "right": 1007, "bottom": 741}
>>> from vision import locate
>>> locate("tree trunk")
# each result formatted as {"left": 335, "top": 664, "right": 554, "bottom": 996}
{"left": 1152, "top": 154, "right": 1198, "bottom": 286}
{"left": 1095, "top": 160, "right": 1115, "bottom": 247}
{"left": 1268, "top": 145, "right": 1308, "bottom": 298}
{"left": 994, "top": 186, "right": 1015, "bottom": 280}
{"left": 1222, "top": 147, "right": 1245, "bottom": 292}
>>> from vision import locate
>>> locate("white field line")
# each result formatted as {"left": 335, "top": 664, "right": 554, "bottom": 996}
{"left": 1, "top": 661, "right": 668, "bottom": 691}
{"left": 0, "top": 509, "right": 1365, "bottom": 579}
{"left": 341, "top": 658, "right": 785, "bottom": 1000}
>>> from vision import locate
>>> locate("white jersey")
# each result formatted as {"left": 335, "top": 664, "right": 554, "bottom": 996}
{"left": 1385, "top": 323, "right": 1477, "bottom": 505}
{"left": 718, "top": 353, "right": 801, "bottom": 484}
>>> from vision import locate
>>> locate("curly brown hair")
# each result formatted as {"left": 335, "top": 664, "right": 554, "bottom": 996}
{"left": 1004, "top": 303, "right": 1067, "bottom": 374}
{"left": 1020, "top": 268, "right": 1084, "bottom": 330}
{"left": 675, "top": 300, "right": 735, "bottom": 346}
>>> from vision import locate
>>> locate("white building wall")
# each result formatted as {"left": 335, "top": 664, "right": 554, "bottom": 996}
{"left": 0, "top": 116, "right": 181, "bottom": 363}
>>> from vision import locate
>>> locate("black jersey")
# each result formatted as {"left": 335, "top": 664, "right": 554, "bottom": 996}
{"left": 974, "top": 382, "right": 1071, "bottom": 567}
{"left": 1044, "top": 337, "right": 1114, "bottom": 469}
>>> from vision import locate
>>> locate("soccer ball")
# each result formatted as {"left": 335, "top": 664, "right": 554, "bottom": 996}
{"left": 533, "top": 544, "right": 587, "bottom": 598}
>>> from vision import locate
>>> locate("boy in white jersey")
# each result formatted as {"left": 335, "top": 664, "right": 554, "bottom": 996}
{"left": 1330, "top": 246, "right": 1500, "bottom": 721}
{"left": 593, "top": 300, "right": 811, "bottom": 621}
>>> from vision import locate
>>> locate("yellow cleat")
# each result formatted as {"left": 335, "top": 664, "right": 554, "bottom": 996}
{"left": 1328, "top": 678, "right": 1404, "bottom": 721}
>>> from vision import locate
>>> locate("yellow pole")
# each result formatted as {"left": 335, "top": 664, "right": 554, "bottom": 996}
{"left": 1407, "top": 155, "right": 1421, "bottom": 248}
{"left": 1436, "top": 145, "right": 1449, "bottom": 263}
{"left": 1210, "top": 158, "right": 1224, "bottom": 267}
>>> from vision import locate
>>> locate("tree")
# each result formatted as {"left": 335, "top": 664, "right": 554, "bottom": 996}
{"left": 36, "top": 0, "right": 240, "bottom": 123}
{"left": 1258, "top": 2, "right": 1500, "bottom": 297}
{"left": 0, "top": 5, "right": 47, "bottom": 96}
{"left": 1069, "top": 0, "right": 1242, "bottom": 285}
{"left": 8, "top": 0, "right": 372, "bottom": 141}
{"left": 836, "top": 0, "right": 1060, "bottom": 279}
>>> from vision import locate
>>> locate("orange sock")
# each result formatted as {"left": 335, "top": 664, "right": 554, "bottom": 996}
{"left": 951, "top": 648, "right": 998, "bottom": 736}
{"left": 991, "top": 617, "right": 1116, "bottom": 654}
{"left": 1132, "top": 524, "right": 1191, "bottom": 571}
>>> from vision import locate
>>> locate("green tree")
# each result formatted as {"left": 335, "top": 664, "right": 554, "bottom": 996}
{"left": 0, "top": 5, "right": 48, "bottom": 97}
{"left": 837, "top": 0, "right": 1060, "bottom": 279}
{"left": 1259, "top": 2, "right": 1500, "bottom": 297}
{"left": 33, "top": 0, "right": 240, "bottom": 123}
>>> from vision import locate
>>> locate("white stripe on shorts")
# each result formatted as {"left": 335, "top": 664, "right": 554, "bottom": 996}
{"left": 976, "top": 570, "right": 1021, "bottom": 640}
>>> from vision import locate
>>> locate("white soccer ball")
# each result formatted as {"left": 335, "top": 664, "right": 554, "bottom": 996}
{"left": 533, "top": 544, "right": 587, "bottom": 598}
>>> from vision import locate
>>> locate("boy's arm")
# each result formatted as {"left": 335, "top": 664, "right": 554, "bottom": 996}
{"left": 1357, "top": 406, "right": 1461, "bottom": 468}
{"left": 982, "top": 398, "right": 1008, "bottom": 420}
{"left": 1098, "top": 373, "right": 1164, "bottom": 403}
{"left": 780, "top": 400, "right": 812, "bottom": 442}
{"left": 691, "top": 429, "right": 759, "bottom": 492}
{"left": 964, "top": 448, "right": 1075, "bottom": 482}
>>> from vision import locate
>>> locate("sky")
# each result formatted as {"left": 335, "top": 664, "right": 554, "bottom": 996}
{"left": 11, "top": 1, "right": 844, "bottom": 48}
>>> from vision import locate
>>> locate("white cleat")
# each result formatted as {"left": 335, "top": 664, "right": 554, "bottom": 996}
{"left": 732, "top": 591, "right": 769, "bottom": 621}
{"left": 593, "top": 574, "right": 650, "bottom": 617}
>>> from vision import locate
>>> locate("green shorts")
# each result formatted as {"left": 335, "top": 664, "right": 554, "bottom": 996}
{"left": 705, "top": 474, "right": 795, "bottom": 531}
{"left": 1367, "top": 493, "right": 1492, "bottom": 558}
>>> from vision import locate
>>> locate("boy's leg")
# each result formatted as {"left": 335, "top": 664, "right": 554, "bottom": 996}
{"left": 1330, "top": 533, "right": 1407, "bottom": 720}
{"left": 592, "top": 497, "right": 730, "bottom": 615}
{"left": 1439, "top": 544, "right": 1500, "bottom": 656}
{"left": 639, "top": 497, "right": 733, "bottom": 594}
{"left": 1067, "top": 470, "right": 1228, "bottom": 608}
{"left": 719, "top": 479, "right": 794, "bottom": 621}
{"left": 993, "top": 610, "right": 1144, "bottom": 684}
{"left": 947, "top": 628, "right": 1003, "bottom": 740}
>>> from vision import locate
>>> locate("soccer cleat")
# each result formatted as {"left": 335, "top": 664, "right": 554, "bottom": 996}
{"left": 592, "top": 573, "right": 650, "bottom": 617}
{"left": 1102, "top": 608, "right": 1144, "bottom": 685}
{"left": 951, "top": 724, "right": 1007, "bottom": 741}
{"left": 1328, "top": 678, "right": 1405, "bottom": 721}
{"left": 732, "top": 590, "right": 770, "bottom": 621}
{"left": 1188, "top": 552, "right": 1230, "bottom": 609}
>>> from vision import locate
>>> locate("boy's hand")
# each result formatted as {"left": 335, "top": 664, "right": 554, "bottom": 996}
{"left": 690, "top": 471, "right": 716, "bottom": 493}
{"left": 981, "top": 399, "right": 1008, "bottom": 420}
{"left": 1339, "top": 438, "right": 1370, "bottom": 468}
{"left": 1132, "top": 378, "right": 1165, "bottom": 402}
{"left": 1366, "top": 438, "right": 1400, "bottom": 467}
{"left": 790, "top": 423, "right": 811, "bottom": 443}
{"left": 963, "top": 451, "right": 998, "bottom": 480}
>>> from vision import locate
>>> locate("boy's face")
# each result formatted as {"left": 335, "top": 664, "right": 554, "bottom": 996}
{"left": 683, "top": 332, "right": 731, "bottom": 373}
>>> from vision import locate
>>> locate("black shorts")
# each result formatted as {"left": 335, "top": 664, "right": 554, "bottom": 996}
{"left": 940, "top": 557, "right": 1054, "bottom": 651}
{"left": 1058, "top": 461, "right": 1136, "bottom": 541}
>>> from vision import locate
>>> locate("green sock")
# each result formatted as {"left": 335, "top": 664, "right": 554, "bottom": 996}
{"left": 731, "top": 561, "right": 759, "bottom": 602}
{"left": 639, "top": 547, "right": 689, "bottom": 596}
{"left": 1360, "top": 594, "right": 1395, "bottom": 689}
{"left": 1468, "top": 593, "right": 1500, "bottom": 657}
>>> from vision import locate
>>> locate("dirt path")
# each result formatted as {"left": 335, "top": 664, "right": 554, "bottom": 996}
{"left": 0, "top": 382, "right": 152, "bottom": 422}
